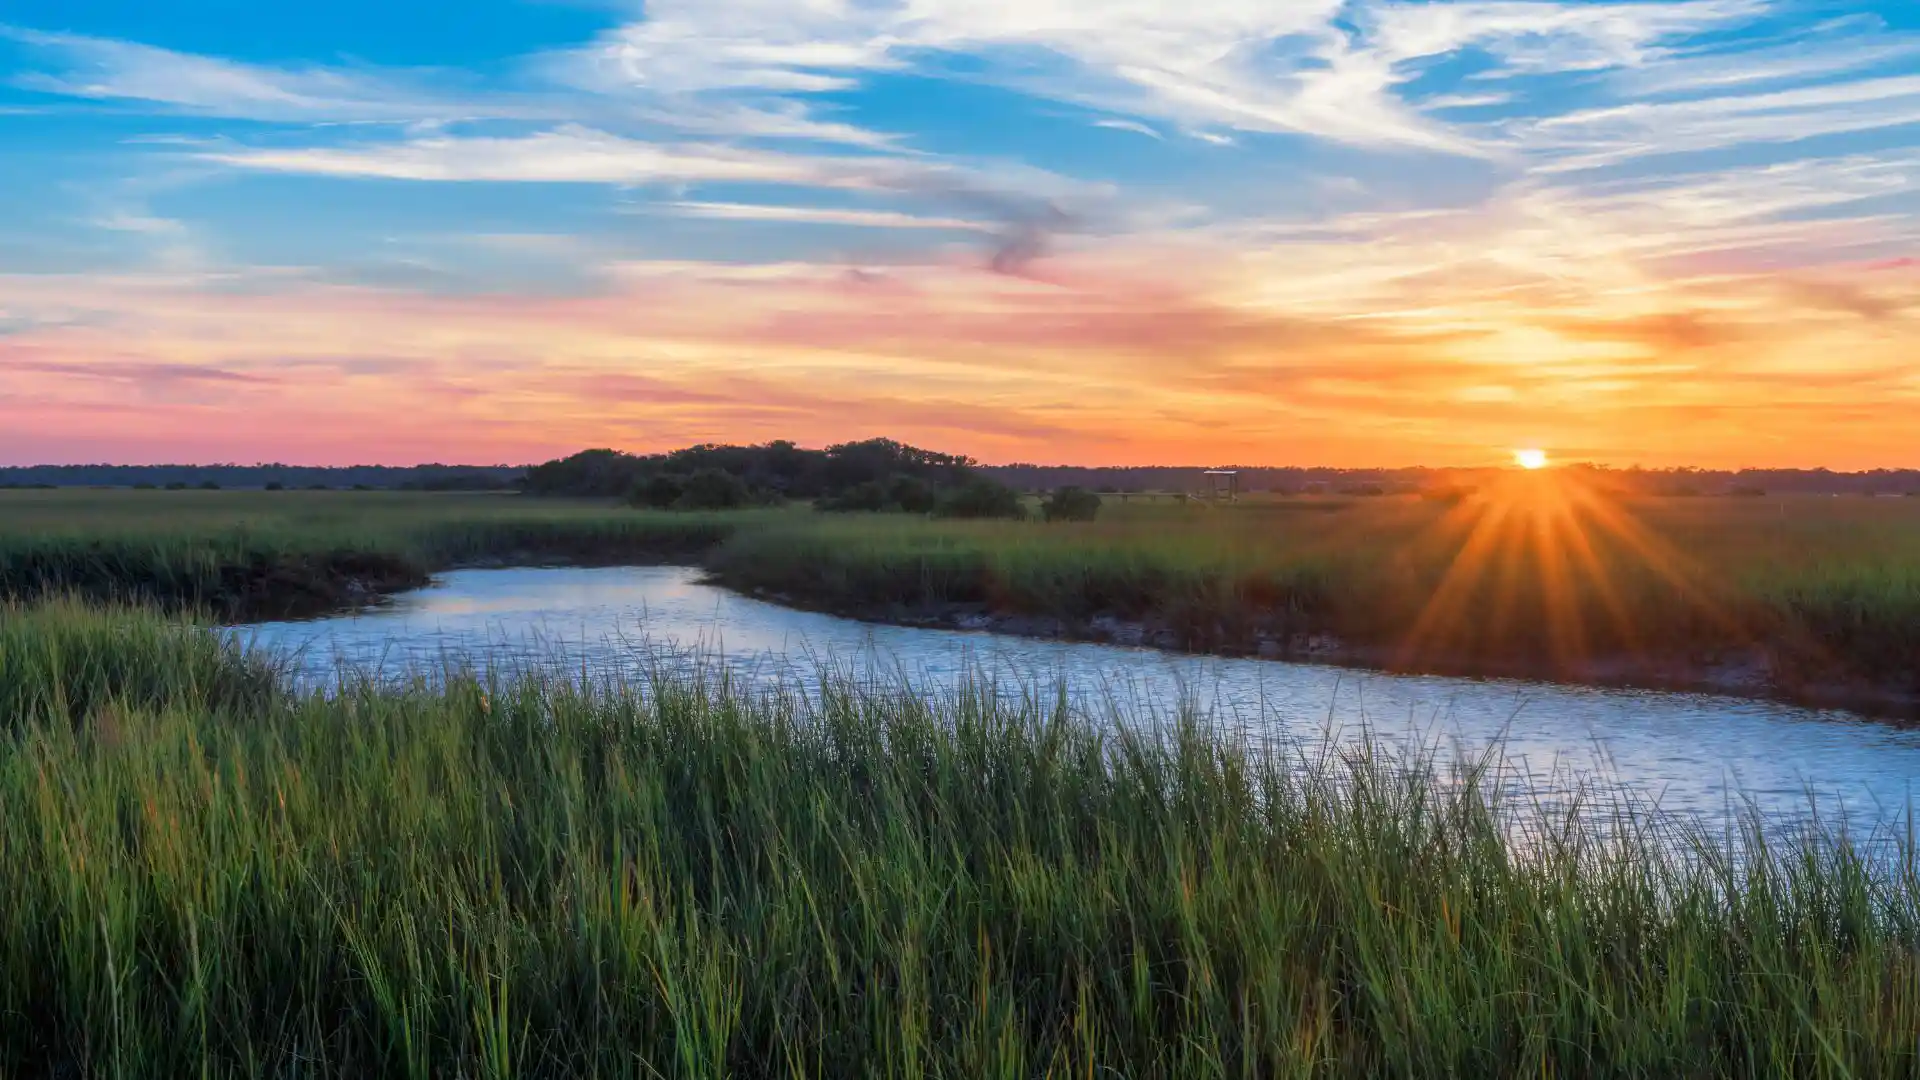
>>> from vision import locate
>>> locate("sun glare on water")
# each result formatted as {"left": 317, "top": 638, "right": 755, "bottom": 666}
{"left": 1514, "top": 448, "right": 1550, "bottom": 470}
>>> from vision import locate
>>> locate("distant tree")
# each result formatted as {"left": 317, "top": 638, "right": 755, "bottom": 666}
{"left": 629, "top": 474, "right": 685, "bottom": 510}
{"left": 934, "top": 478, "right": 1026, "bottom": 520}
{"left": 673, "top": 468, "right": 753, "bottom": 511}
{"left": 405, "top": 471, "right": 518, "bottom": 492}
{"left": 817, "top": 474, "right": 944, "bottom": 514}
{"left": 1040, "top": 486, "right": 1102, "bottom": 523}
{"left": 818, "top": 438, "right": 975, "bottom": 494}
{"left": 523, "top": 449, "right": 651, "bottom": 498}
{"left": 133, "top": 482, "right": 156, "bottom": 491}
{"left": 165, "top": 482, "right": 189, "bottom": 491}
{"left": 199, "top": 480, "right": 221, "bottom": 491}
{"left": 264, "top": 482, "right": 285, "bottom": 491}
{"left": 888, "top": 475, "right": 940, "bottom": 514}
{"left": 816, "top": 481, "right": 891, "bottom": 513}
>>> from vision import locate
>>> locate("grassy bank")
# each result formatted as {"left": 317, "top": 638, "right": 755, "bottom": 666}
{"left": 0, "top": 603, "right": 1915, "bottom": 1076}
{"left": 6, "top": 486, "right": 1918, "bottom": 698}
{"left": 0, "top": 490, "right": 757, "bottom": 618}
{"left": 703, "top": 489, "right": 1920, "bottom": 696}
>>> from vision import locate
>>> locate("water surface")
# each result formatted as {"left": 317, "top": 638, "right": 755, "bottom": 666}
{"left": 236, "top": 565, "right": 1920, "bottom": 836}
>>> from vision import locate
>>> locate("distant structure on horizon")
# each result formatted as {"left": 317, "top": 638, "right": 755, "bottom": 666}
{"left": 1203, "top": 470, "right": 1241, "bottom": 502}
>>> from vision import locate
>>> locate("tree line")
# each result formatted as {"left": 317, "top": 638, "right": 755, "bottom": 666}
{"left": 6, "top": 454, "right": 1916, "bottom": 499}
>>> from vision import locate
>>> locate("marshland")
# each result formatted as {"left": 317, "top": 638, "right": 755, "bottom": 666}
{"left": 4, "top": 447, "right": 1920, "bottom": 1076}
{"left": 5, "top": 465, "right": 1917, "bottom": 704}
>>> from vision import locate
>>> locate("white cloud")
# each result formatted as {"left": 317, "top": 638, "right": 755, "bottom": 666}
{"left": 1363, "top": 0, "right": 1766, "bottom": 72}
{"left": 1092, "top": 118, "right": 1164, "bottom": 140}
{"left": 1198, "top": 148, "right": 1920, "bottom": 324}
{"left": 10, "top": 0, "right": 1920, "bottom": 305}
{"left": 3, "top": 27, "right": 507, "bottom": 123}
{"left": 203, "top": 125, "right": 1118, "bottom": 273}
{"left": 203, "top": 126, "right": 872, "bottom": 184}
{"left": 662, "top": 201, "right": 991, "bottom": 230}
{"left": 1617, "top": 35, "right": 1920, "bottom": 99}
{"left": 5, "top": 23, "right": 899, "bottom": 147}
{"left": 1528, "top": 73, "right": 1920, "bottom": 168}
{"left": 561, "top": 0, "right": 1776, "bottom": 155}
{"left": 201, "top": 125, "right": 1101, "bottom": 207}
{"left": 573, "top": 0, "right": 1470, "bottom": 152}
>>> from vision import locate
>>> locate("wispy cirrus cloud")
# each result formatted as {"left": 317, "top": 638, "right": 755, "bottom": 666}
{"left": 565, "top": 0, "right": 1772, "bottom": 154}
{"left": 1613, "top": 31, "right": 1920, "bottom": 98}
{"left": 1526, "top": 73, "right": 1920, "bottom": 168}
{"left": 2, "top": 23, "right": 899, "bottom": 146}
{"left": 1, "top": 26, "right": 496, "bottom": 123}
{"left": 201, "top": 125, "right": 1114, "bottom": 273}
{"left": 573, "top": 0, "right": 1449, "bottom": 151}
{"left": 659, "top": 201, "right": 991, "bottom": 232}
{"left": 200, "top": 126, "right": 890, "bottom": 184}
{"left": 1361, "top": 0, "right": 1767, "bottom": 75}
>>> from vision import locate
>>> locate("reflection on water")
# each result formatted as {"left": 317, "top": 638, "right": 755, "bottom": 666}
{"left": 232, "top": 565, "right": 1920, "bottom": 838}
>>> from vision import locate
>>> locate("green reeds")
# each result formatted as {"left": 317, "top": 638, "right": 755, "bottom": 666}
{"left": 0, "top": 490, "right": 758, "bottom": 617}
{"left": 0, "top": 599, "right": 278, "bottom": 729}
{"left": 5, "top": 487, "right": 1919, "bottom": 689}
{"left": 1, "top": 606, "right": 1917, "bottom": 1076}
{"left": 704, "top": 496, "right": 1920, "bottom": 686}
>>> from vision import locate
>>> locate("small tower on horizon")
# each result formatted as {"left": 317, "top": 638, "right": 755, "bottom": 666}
{"left": 1203, "top": 469, "right": 1240, "bottom": 502}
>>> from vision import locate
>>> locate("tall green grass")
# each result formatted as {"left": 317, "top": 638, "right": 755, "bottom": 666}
{"left": 705, "top": 496, "right": 1920, "bottom": 688}
{"left": 2, "top": 605, "right": 1917, "bottom": 1076}
{"left": 0, "top": 600, "right": 278, "bottom": 729}
{"left": 0, "top": 490, "right": 761, "bottom": 617}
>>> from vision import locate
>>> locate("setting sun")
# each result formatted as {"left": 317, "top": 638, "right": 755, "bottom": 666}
{"left": 1515, "top": 449, "right": 1550, "bottom": 470}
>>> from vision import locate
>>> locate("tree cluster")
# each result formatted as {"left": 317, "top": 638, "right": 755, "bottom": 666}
{"left": 523, "top": 438, "right": 1025, "bottom": 517}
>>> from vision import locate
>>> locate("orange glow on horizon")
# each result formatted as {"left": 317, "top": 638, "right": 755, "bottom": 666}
{"left": 2, "top": 246, "right": 1917, "bottom": 469}
{"left": 1393, "top": 467, "right": 1748, "bottom": 676}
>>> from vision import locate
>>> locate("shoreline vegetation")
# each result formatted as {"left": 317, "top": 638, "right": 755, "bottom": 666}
{"left": 2, "top": 602, "right": 1919, "bottom": 1075}
{"left": 696, "top": 506, "right": 1920, "bottom": 715}
{"left": 2, "top": 433, "right": 1917, "bottom": 710}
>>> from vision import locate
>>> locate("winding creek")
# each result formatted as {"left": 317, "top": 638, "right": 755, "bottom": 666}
{"left": 233, "top": 564, "right": 1920, "bottom": 840}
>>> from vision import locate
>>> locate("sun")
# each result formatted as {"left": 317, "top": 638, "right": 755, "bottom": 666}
{"left": 1514, "top": 448, "right": 1550, "bottom": 470}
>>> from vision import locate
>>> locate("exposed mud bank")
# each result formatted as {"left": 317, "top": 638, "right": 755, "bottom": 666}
{"left": 217, "top": 552, "right": 430, "bottom": 621}
{"left": 233, "top": 549, "right": 709, "bottom": 621}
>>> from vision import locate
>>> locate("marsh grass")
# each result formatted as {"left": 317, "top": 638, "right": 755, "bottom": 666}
{"left": 0, "top": 490, "right": 759, "bottom": 617}
{"left": 0, "top": 599, "right": 279, "bottom": 730}
{"left": 5, "top": 488, "right": 1919, "bottom": 689}
{"left": 705, "top": 495, "right": 1920, "bottom": 686}
{"left": 2, "top": 606, "right": 1918, "bottom": 1077}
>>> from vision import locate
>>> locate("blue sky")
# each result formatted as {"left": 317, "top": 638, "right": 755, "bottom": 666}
{"left": 1, "top": 0, "right": 1917, "bottom": 466}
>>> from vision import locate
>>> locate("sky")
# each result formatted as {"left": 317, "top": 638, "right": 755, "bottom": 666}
{"left": 1, "top": 0, "right": 1917, "bottom": 468}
